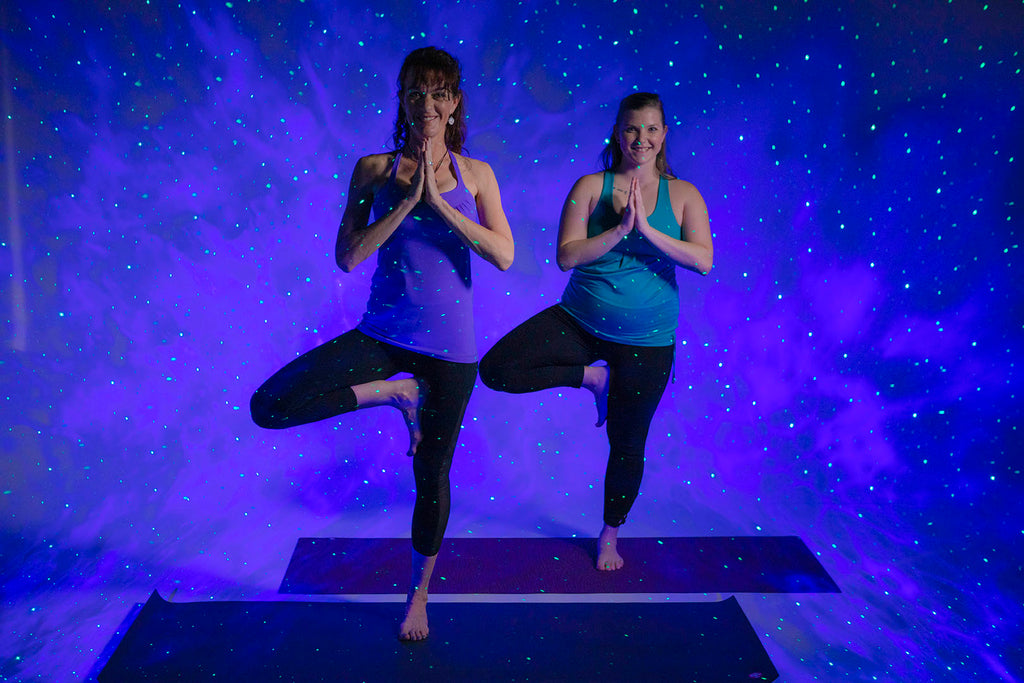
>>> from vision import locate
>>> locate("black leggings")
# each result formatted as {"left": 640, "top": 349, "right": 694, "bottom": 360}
{"left": 479, "top": 305, "right": 673, "bottom": 528}
{"left": 250, "top": 329, "right": 477, "bottom": 556}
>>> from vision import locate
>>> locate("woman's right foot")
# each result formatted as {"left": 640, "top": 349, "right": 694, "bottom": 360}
{"left": 392, "top": 379, "right": 425, "bottom": 457}
{"left": 583, "top": 364, "right": 610, "bottom": 427}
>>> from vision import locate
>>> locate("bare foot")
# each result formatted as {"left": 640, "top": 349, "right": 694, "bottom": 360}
{"left": 597, "top": 524, "right": 624, "bottom": 571}
{"left": 398, "top": 591, "right": 429, "bottom": 641}
{"left": 351, "top": 377, "right": 426, "bottom": 457}
{"left": 583, "top": 364, "right": 610, "bottom": 427}
{"left": 392, "top": 378, "right": 425, "bottom": 457}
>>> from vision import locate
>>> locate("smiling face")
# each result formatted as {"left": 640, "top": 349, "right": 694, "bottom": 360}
{"left": 615, "top": 106, "right": 666, "bottom": 169}
{"left": 401, "top": 74, "right": 461, "bottom": 143}
{"left": 392, "top": 47, "right": 466, "bottom": 153}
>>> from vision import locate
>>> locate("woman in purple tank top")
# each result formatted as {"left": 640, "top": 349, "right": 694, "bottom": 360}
{"left": 250, "top": 47, "right": 513, "bottom": 641}
{"left": 481, "top": 93, "right": 712, "bottom": 572}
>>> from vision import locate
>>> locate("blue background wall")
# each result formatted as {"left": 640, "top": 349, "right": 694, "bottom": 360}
{"left": 2, "top": 1, "right": 1021, "bottom": 679}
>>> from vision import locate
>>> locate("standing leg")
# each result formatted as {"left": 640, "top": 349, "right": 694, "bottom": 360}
{"left": 399, "top": 549, "right": 436, "bottom": 641}
{"left": 396, "top": 354, "right": 477, "bottom": 640}
{"left": 597, "top": 342, "right": 674, "bottom": 570}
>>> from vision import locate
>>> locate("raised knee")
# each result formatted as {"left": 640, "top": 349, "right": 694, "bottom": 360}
{"left": 478, "top": 352, "right": 505, "bottom": 391}
{"left": 250, "top": 390, "right": 282, "bottom": 429}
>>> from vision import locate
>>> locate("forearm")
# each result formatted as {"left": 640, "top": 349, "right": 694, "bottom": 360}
{"left": 430, "top": 197, "right": 514, "bottom": 271}
{"left": 557, "top": 224, "right": 630, "bottom": 271}
{"left": 336, "top": 196, "right": 418, "bottom": 271}
{"left": 636, "top": 224, "right": 713, "bottom": 275}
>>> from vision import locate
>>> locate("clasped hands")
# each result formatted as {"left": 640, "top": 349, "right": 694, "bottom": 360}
{"left": 617, "top": 176, "right": 651, "bottom": 239}
{"left": 406, "top": 137, "right": 446, "bottom": 208}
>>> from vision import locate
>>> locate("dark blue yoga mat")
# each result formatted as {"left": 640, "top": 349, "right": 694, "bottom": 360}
{"left": 279, "top": 536, "right": 839, "bottom": 595}
{"left": 98, "top": 591, "right": 778, "bottom": 682}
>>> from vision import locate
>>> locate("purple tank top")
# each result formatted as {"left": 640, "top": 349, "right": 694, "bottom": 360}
{"left": 358, "top": 152, "right": 479, "bottom": 362}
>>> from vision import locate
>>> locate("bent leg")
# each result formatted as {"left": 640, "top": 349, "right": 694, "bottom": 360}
{"left": 480, "top": 306, "right": 593, "bottom": 394}
{"left": 250, "top": 330, "right": 397, "bottom": 429}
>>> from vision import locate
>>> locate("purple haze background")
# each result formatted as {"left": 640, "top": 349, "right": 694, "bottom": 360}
{"left": 1, "top": 1, "right": 1022, "bottom": 680}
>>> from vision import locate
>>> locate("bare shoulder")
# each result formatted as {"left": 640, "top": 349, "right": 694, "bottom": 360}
{"left": 452, "top": 152, "right": 501, "bottom": 197}
{"left": 351, "top": 152, "right": 395, "bottom": 190}
{"left": 569, "top": 171, "right": 604, "bottom": 198}
{"left": 453, "top": 152, "right": 495, "bottom": 181}
{"left": 666, "top": 177, "right": 704, "bottom": 201}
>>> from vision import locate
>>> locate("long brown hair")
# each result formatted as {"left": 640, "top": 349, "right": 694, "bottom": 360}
{"left": 391, "top": 47, "right": 466, "bottom": 154}
{"left": 600, "top": 92, "right": 673, "bottom": 177}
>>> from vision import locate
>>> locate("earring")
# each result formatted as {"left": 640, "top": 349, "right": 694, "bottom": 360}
{"left": 448, "top": 115, "right": 455, "bottom": 125}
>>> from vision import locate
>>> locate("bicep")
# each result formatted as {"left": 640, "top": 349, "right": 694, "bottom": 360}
{"left": 473, "top": 163, "right": 513, "bottom": 239}
{"left": 339, "top": 160, "right": 378, "bottom": 233}
{"left": 679, "top": 184, "right": 712, "bottom": 249}
{"left": 557, "top": 178, "right": 597, "bottom": 246}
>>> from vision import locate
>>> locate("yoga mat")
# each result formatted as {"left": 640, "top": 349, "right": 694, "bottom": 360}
{"left": 279, "top": 536, "right": 839, "bottom": 595}
{"left": 98, "top": 591, "right": 778, "bottom": 682}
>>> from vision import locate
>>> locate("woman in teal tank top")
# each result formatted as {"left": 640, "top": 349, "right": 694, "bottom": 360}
{"left": 481, "top": 92, "right": 713, "bottom": 571}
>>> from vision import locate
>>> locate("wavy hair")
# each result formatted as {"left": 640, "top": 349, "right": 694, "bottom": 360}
{"left": 391, "top": 47, "right": 466, "bottom": 154}
{"left": 600, "top": 92, "right": 673, "bottom": 177}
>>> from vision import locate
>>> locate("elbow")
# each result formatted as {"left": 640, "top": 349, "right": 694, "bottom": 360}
{"left": 336, "top": 250, "right": 357, "bottom": 273}
{"left": 498, "top": 248, "right": 515, "bottom": 272}
{"left": 697, "top": 255, "right": 713, "bottom": 276}
{"left": 555, "top": 249, "right": 573, "bottom": 272}
{"left": 492, "top": 241, "right": 515, "bottom": 272}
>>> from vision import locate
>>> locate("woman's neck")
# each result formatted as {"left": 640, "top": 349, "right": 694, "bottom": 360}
{"left": 615, "top": 163, "right": 659, "bottom": 182}
{"left": 403, "top": 134, "right": 449, "bottom": 160}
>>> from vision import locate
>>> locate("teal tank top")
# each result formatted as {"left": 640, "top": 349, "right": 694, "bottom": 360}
{"left": 559, "top": 172, "right": 680, "bottom": 346}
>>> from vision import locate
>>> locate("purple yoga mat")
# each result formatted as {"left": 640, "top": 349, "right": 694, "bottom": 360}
{"left": 279, "top": 536, "right": 839, "bottom": 594}
{"left": 99, "top": 591, "right": 778, "bottom": 682}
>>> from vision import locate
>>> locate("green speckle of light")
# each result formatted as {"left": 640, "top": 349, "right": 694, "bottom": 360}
{"left": 226, "top": 2, "right": 233, "bottom": 7}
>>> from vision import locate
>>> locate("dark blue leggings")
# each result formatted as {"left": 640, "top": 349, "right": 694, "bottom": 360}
{"left": 479, "top": 305, "right": 673, "bottom": 527}
{"left": 250, "top": 329, "right": 477, "bottom": 555}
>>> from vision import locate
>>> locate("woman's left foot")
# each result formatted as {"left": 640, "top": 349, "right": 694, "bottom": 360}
{"left": 398, "top": 592, "right": 429, "bottom": 641}
{"left": 597, "top": 524, "right": 624, "bottom": 571}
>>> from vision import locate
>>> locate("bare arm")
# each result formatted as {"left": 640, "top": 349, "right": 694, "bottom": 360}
{"left": 422, "top": 143, "right": 514, "bottom": 271}
{"left": 633, "top": 177, "right": 714, "bottom": 275}
{"left": 335, "top": 155, "right": 421, "bottom": 272}
{"left": 556, "top": 174, "right": 635, "bottom": 271}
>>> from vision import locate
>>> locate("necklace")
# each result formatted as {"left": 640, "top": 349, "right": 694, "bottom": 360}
{"left": 433, "top": 148, "right": 450, "bottom": 172}
{"left": 405, "top": 145, "right": 450, "bottom": 171}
